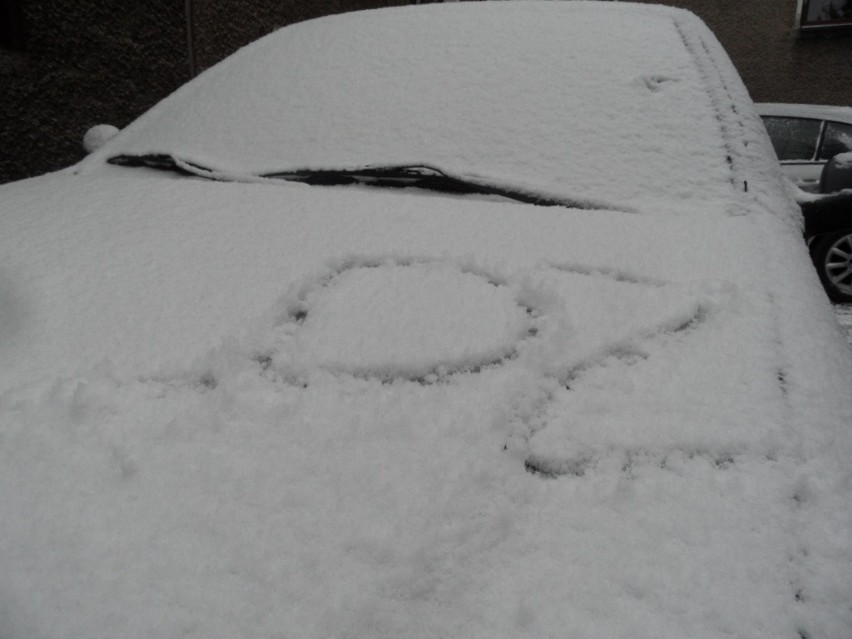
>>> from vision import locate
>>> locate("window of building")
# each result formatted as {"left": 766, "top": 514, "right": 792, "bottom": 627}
{"left": 798, "top": 0, "right": 852, "bottom": 30}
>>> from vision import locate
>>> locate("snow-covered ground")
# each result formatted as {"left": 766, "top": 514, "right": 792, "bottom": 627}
{"left": 1, "top": 3, "right": 851, "bottom": 638}
{"left": 836, "top": 303, "right": 852, "bottom": 342}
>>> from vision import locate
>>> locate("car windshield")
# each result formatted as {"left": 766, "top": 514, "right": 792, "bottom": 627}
{"left": 81, "top": 3, "right": 740, "bottom": 215}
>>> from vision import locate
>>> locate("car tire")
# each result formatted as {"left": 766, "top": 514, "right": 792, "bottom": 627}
{"left": 810, "top": 230, "right": 852, "bottom": 303}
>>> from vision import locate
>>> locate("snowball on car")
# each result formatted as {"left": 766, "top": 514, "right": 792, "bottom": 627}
{"left": 82, "top": 124, "right": 120, "bottom": 153}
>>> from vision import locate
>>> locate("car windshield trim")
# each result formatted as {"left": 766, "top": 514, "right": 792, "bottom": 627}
{"left": 107, "top": 153, "right": 637, "bottom": 213}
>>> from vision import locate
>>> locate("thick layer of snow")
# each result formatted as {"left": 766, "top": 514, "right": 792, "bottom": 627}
{"left": 80, "top": 2, "right": 751, "bottom": 214}
{"left": 833, "top": 151, "right": 852, "bottom": 169}
{"left": 2, "top": 171, "right": 851, "bottom": 638}
{"left": 2, "top": 2, "right": 851, "bottom": 638}
{"left": 283, "top": 261, "right": 531, "bottom": 379}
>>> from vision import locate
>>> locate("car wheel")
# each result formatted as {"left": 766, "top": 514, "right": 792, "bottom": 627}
{"left": 810, "top": 230, "right": 852, "bottom": 303}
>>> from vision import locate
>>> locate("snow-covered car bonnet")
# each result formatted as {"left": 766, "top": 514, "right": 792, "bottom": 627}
{"left": 78, "top": 2, "right": 778, "bottom": 216}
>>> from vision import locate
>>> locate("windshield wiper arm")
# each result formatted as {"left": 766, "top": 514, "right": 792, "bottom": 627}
{"left": 108, "top": 155, "right": 631, "bottom": 212}
{"left": 109, "top": 153, "right": 211, "bottom": 176}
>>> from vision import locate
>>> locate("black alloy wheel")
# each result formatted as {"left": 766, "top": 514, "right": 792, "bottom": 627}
{"left": 811, "top": 230, "right": 852, "bottom": 303}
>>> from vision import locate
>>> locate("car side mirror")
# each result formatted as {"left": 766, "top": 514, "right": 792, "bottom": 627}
{"left": 820, "top": 152, "right": 852, "bottom": 194}
{"left": 82, "top": 125, "right": 120, "bottom": 153}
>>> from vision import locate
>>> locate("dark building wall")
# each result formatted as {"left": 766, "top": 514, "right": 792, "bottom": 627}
{"left": 0, "top": 1, "right": 189, "bottom": 184}
{"left": 1, "top": 0, "right": 850, "bottom": 185}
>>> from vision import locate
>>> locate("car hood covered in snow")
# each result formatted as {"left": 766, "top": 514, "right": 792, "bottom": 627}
{"left": 2, "top": 2, "right": 852, "bottom": 638}
{"left": 2, "top": 171, "right": 852, "bottom": 638}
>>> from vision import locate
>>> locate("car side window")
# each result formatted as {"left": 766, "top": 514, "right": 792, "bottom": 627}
{"left": 818, "top": 121, "right": 852, "bottom": 161}
{"left": 761, "top": 116, "right": 822, "bottom": 161}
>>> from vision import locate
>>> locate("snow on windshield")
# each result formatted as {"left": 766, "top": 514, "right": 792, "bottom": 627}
{"left": 83, "top": 2, "right": 739, "bottom": 212}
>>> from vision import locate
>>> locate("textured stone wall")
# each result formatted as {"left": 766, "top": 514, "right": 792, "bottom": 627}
{"left": 1, "top": 0, "right": 849, "bottom": 184}
{"left": 0, "top": 0, "right": 188, "bottom": 184}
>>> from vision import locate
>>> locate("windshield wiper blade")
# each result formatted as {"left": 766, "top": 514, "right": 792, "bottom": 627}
{"left": 108, "top": 155, "right": 631, "bottom": 212}
{"left": 263, "top": 164, "right": 611, "bottom": 210}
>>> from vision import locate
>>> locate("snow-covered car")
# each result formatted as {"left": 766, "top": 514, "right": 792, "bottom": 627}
{"left": 757, "top": 102, "right": 852, "bottom": 192}
{"left": 2, "top": 3, "right": 851, "bottom": 638}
